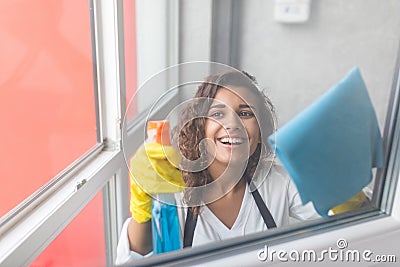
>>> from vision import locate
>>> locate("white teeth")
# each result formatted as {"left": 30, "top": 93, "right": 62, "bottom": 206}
{"left": 219, "top": 137, "right": 243, "bottom": 144}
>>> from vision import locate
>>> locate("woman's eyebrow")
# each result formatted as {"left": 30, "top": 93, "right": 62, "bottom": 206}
{"left": 209, "top": 103, "right": 257, "bottom": 110}
{"left": 209, "top": 104, "right": 226, "bottom": 109}
{"left": 239, "top": 104, "right": 256, "bottom": 110}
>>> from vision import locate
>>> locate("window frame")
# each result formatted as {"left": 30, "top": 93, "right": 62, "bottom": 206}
{"left": 0, "top": 0, "right": 126, "bottom": 265}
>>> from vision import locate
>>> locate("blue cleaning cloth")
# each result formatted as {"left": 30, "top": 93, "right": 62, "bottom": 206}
{"left": 268, "top": 67, "right": 384, "bottom": 217}
{"left": 151, "top": 199, "right": 182, "bottom": 254}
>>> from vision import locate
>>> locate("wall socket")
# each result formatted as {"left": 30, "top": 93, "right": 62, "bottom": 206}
{"left": 274, "top": 0, "right": 311, "bottom": 23}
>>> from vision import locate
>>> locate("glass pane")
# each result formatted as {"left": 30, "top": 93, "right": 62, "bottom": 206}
{"left": 118, "top": 2, "right": 400, "bottom": 265}
{"left": 126, "top": 0, "right": 170, "bottom": 123}
{"left": 0, "top": 0, "right": 97, "bottom": 217}
{"left": 31, "top": 191, "right": 106, "bottom": 267}
{"left": 124, "top": 0, "right": 138, "bottom": 121}
{"left": 232, "top": 0, "right": 400, "bottom": 215}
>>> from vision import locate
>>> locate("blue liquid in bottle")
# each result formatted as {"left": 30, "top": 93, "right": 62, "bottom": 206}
{"left": 147, "top": 121, "right": 182, "bottom": 254}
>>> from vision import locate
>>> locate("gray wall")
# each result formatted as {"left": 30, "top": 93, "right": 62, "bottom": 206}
{"left": 237, "top": 0, "right": 400, "bottom": 128}
{"left": 179, "top": 0, "right": 400, "bottom": 130}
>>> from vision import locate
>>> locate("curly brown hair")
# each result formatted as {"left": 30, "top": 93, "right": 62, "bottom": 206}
{"left": 173, "top": 70, "right": 276, "bottom": 216}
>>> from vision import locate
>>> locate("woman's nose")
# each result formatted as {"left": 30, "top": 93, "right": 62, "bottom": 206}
{"left": 223, "top": 111, "right": 242, "bottom": 130}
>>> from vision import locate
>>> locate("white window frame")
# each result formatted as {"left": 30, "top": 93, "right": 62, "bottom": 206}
{"left": 0, "top": 0, "right": 181, "bottom": 265}
{"left": 0, "top": 0, "right": 126, "bottom": 265}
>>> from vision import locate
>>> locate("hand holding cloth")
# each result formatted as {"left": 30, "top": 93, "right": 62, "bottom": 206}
{"left": 268, "top": 67, "right": 384, "bottom": 216}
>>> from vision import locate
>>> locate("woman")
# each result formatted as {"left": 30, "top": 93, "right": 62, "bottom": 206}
{"left": 116, "top": 70, "right": 319, "bottom": 265}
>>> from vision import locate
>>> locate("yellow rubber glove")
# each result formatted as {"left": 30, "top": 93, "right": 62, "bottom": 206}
{"left": 129, "top": 142, "right": 185, "bottom": 223}
{"left": 331, "top": 191, "right": 368, "bottom": 214}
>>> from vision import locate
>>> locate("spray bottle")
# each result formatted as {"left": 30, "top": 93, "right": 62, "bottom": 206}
{"left": 147, "top": 120, "right": 182, "bottom": 254}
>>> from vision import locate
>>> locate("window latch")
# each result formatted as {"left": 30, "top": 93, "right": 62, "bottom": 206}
{"left": 75, "top": 179, "right": 87, "bottom": 191}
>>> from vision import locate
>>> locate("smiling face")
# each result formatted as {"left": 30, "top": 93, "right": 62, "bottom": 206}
{"left": 205, "top": 86, "right": 261, "bottom": 178}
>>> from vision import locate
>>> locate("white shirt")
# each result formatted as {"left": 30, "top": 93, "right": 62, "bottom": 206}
{"left": 115, "top": 164, "right": 320, "bottom": 265}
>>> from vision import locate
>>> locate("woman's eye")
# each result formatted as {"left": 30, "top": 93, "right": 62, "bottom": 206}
{"left": 239, "top": 110, "right": 254, "bottom": 117}
{"left": 209, "top": 111, "right": 224, "bottom": 118}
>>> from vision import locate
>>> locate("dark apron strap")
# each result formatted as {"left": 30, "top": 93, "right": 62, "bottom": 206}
{"left": 245, "top": 176, "right": 276, "bottom": 229}
{"left": 183, "top": 181, "right": 276, "bottom": 248}
{"left": 249, "top": 186, "right": 277, "bottom": 229}
{"left": 183, "top": 207, "right": 197, "bottom": 248}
